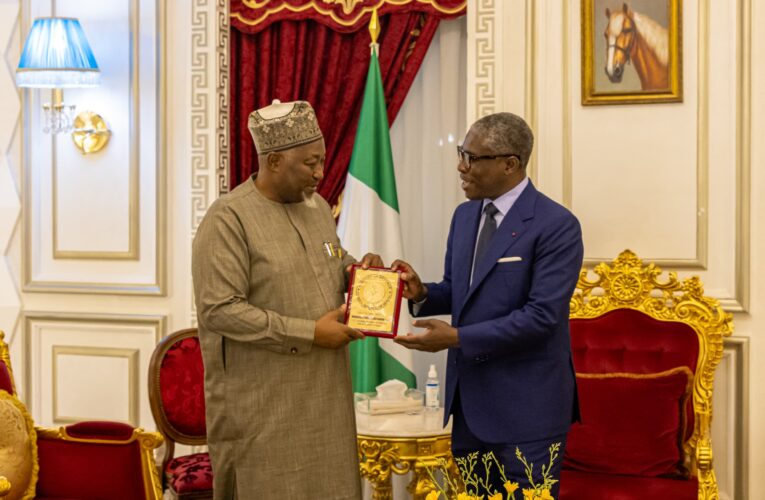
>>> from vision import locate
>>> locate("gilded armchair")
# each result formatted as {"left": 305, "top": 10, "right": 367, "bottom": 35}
{"left": 559, "top": 250, "right": 732, "bottom": 500}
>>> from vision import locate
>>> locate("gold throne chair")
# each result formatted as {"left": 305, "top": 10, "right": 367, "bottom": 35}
{"left": 559, "top": 250, "right": 732, "bottom": 500}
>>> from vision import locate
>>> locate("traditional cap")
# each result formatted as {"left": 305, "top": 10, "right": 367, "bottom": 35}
{"left": 247, "top": 99, "right": 323, "bottom": 154}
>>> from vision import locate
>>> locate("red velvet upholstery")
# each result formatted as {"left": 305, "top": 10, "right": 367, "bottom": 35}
{"left": 564, "top": 368, "right": 693, "bottom": 477}
{"left": 570, "top": 309, "right": 698, "bottom": 439}
{"left": 560, "top": 469, "right": 698, "bottom": 499}
{"left": 149, "top": 328, "right": 211, "bottom": 499}
{"left": 570, "top": 309, "right": 699, "bottom": 373}
{"left": 562, "top": 309, "right": 703, "bottom": 498}
{"left": 0, "top": 360, "right": 12, "bottom": 394}
{"left": 66, "top": 420, "right": 137, "bottom": 440}
{"left": 166, "top": 453, "right": 214, "bottom": 495}
{"left": 36, "top": 424, "right": 148, "bottom": 500}
{"left": 158, "top": 337, "right": 206, "bottom": 436}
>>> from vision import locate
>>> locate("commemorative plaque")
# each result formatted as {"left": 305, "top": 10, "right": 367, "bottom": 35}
{"left": 345, "top": 265, "right": 404, "bottom": 338}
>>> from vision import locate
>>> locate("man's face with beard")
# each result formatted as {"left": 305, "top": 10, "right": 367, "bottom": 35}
{"left": 270, "top": 138, "right": 326, "bottom": 204}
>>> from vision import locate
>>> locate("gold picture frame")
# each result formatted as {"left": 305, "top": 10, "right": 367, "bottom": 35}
{"left": 582, "top": 0, "right": 682, "bottom": 105}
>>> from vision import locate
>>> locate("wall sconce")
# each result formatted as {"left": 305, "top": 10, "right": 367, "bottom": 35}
{"left": 16, "top": 17, "right": 111, "bottom": 154}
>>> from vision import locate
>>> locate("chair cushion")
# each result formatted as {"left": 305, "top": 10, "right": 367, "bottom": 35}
{"left": 559, "top": 469, "right": 698, "bottom": 499}
{"left": 0, "top": 390, "right": 37, "bottom": 500}
{"left": 564, "top": 367, "right": 692, "bottom": 477}
{"left": 159, "top": 337, "right": 206, "bottom": 437}
{"left": 167, "top": 453, "right": 213, "bottom": 494}
{"left": 570, "top": 309, "right": 699, "bottom": 440}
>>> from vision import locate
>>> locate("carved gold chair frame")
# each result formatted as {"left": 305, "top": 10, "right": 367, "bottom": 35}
{"left": 0, "top": 331, "right": 164, "bottom": 500}
{"left": 570, "top": 250, "right": 733, "bottom": 500}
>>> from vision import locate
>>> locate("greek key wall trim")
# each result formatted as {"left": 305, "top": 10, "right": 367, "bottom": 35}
{"left": 191, "top": 0, "right": 230, "bottom": 324}
{"left": 467, "top": 0, "right": 537, "bottom": 183}
{"left": 191, "top": 0, "right": 211, "bottom": 242}
{"left": 217, "top": 0, "right": 230, "bottom": 196}
{"left": 469, "top": 0, "right": 496, "bottom": 120}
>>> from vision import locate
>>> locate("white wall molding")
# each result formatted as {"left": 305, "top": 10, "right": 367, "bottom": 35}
{"left": 21, "top": 0, "right": 165, "bottom": 295}
{"left": 23, "top": 311, "right": 164, "bottom": 427}
{"left": 0, "top": 0, "right": 22, "bottom": 384}
{"left": 713, "top": 336, "right": 749, "bottom": 499}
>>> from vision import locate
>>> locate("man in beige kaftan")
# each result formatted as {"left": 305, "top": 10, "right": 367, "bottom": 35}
{"left": 192, "top": 100, "right": 379, "bottom": 499}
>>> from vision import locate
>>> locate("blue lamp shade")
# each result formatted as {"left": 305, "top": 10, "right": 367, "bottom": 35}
{"left": 16, "top": 17, "right": 100, "bottom": 88}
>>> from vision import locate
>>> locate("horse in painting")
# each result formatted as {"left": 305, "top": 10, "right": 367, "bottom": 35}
{"left": 604, "top": 3, "right": 669, "bottom": 90}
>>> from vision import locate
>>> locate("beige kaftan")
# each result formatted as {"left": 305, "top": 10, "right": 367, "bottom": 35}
{"left": 192, "top": 177, "right": 360, "bottom": 500}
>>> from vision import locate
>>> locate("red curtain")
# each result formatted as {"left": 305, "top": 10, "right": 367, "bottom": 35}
{"left": 229, "top": 13, "right": 442, "bottom": 205}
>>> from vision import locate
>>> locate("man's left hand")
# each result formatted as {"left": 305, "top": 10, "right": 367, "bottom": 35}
{"left": 394, "top": 319, "right": 459, "bottom": 352}
{"left": 347, "top": 253, "right": 384, "bottom": 273}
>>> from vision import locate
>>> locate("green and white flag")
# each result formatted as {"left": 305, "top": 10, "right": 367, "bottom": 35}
{"left": 337, "top": 48, "right": 417, "bottom": 393}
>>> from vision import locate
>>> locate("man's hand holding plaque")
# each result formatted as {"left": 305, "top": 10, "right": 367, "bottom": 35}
{"left": 344, "top": 265, "right": 404, "bottom": 338}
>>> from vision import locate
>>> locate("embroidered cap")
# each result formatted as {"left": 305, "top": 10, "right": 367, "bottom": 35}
{"left": 248, "top": 99, "right": 323, "bottom": 154}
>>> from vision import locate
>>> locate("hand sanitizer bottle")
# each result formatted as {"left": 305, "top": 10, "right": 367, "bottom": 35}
{"left": 426, "top": 364, "right": 439, "bottom": 411}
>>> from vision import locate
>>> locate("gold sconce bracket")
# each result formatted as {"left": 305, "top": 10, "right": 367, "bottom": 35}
{"left": 71, "top": 111, "right": 111, "bottom": 154}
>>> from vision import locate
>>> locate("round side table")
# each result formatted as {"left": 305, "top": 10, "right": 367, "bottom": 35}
{"left": 356, "top": 409, "right": 459, "bottom": 499}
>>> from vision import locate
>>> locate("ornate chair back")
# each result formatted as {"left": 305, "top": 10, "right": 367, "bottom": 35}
{"left": 562, "top": 250, "right": 732, "bottom": 500}
{"left": 148, "top": 328, "right": 211, "bottom": 498}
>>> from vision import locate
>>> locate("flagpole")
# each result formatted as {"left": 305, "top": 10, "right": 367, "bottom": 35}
{"left": 339, "top": 6, "right": 417, "bottom": 392}
{"left": 369, "top": 8, "right": 380, "bottom": 55}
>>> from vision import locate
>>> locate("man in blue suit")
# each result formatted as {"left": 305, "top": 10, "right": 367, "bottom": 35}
{"left": 393, "top": 112, "right": 583, "bottom": 496}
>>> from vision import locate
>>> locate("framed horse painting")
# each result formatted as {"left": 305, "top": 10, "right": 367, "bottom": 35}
{"left": 582, "top": 0, "right": 682, "bottom": 105}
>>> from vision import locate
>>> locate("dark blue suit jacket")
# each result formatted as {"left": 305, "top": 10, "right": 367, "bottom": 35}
{"left": 413, "top": 181, "right": 583, "bottom": 444}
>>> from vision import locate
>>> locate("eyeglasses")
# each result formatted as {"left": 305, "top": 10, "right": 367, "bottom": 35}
{"left": 456, "top": 146, "right": 519, "bottom": 169}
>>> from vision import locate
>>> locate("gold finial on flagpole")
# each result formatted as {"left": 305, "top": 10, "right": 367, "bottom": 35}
{"left": 369, "top": 8, "right": 380, "bottom": 55}
{"left": 369, "top": 9, "right": 380, "bottom": 44}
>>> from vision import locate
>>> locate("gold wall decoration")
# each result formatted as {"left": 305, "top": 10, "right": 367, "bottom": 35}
{"left": 71, "top": 111, "right": 111, "bottom": 154}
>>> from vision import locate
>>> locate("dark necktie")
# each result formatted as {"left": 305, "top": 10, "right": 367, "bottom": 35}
{"left": 473, "top": 202, "right": 499, "bottom": 274}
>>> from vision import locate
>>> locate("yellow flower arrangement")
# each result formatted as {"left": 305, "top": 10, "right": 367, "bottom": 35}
{"left": 424, "top": 442, "right": 561, "bottom": 500}
{"left": 504, "top": 481, "right": 520, "bottom": 495}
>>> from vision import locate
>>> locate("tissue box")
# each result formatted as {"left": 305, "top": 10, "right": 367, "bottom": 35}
{"left": 355, "top": 389, "right": 425, "bottom": 415}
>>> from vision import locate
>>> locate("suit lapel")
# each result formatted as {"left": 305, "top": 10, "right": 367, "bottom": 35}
{"left": 461, "top": 181, "right": 538, "bottom": 311}
{"left": 453, "top": 202, "right": 482, "bottom": 311}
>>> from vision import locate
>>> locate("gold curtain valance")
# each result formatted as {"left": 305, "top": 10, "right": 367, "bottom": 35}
{"left": 231, "top": 0, "right": 466, "bottom": 33}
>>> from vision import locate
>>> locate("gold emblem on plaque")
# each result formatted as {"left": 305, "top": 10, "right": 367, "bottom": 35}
{"left": 357, "top": 274, "right": 393, "bottom": 310}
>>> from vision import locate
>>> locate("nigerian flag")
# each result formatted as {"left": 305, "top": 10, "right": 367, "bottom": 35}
{"left": 337, "top": 49, "right": 417, "bottom": 393}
